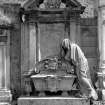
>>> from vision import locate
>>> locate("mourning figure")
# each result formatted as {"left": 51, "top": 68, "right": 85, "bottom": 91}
{"left": 25, "top": 38, "right": 98, "bottom": 100}
{"left": 60, "top": 38, "right": 98, "bottom": 100}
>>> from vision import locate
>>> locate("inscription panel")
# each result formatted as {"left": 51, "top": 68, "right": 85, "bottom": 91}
{"left": 39, "top": 23, "right": 65, "bottom": 60}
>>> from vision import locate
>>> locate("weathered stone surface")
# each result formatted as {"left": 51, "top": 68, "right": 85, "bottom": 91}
{"left": 0, "top": 4, "right": 20, "bottom": 27}
{"left": 80, "top": 18, "right": 98, "bottom": 86}
{"left": 0, "top": 103, "right": 10, "bottom": 105}
{"left": 99, "top": 0, "right": 105, "bottom": 6}
{"left": 92, "top": 101, "right": 105, "bottom": 105}
{"left": 0, "top": 90, "right": 12, "bottom": 104}
{"left": 10, "top": 24, "right": 21, "bottom": 99}
{"left": 39, "top": 24, "right": 65, "bottom": 60}
{"left": 21, "top": 23, "right": 30, "bottom": 94}
{"left": 0, "top": 0, "right": 97, "bottom": 18}
{"left": 18, "top": 97, "right": 90, "bottom": 105}
{"left": 0, "top": 0, "right": 25, "bottom": 4}
{"left": 78, "top": 0, "right": 97, "bottom": 18}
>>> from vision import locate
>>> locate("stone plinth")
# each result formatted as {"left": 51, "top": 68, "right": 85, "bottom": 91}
{"left": 18, "top": 97, "right": 90, "bottom": 105}
{"left": 0, "top": 90, "right": 12, "bottom": 105}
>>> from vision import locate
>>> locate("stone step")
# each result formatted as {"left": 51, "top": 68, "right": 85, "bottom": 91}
{"left": 18, "top": 97, "right": 90, "bottom": 105}
{"left": 0, "top": 90, "right": 12, "bottom": 103}
{"left": 0, "top": 96, "right": 12, "bottom": 102}
{"left": 0, "top": 90, "right": 11, "bottom": 96}
{"left": 0, "top": 103, "right": 10, "bottom": 105}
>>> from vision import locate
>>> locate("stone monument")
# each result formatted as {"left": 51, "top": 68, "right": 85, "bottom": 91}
{"left": 18, "top": 0, "right": 90, "bottom": 105}
{"left": 28, "top": 55, "right": 77, "bottom": 96}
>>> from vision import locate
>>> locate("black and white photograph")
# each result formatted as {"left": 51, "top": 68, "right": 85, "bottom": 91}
{"left": 0, "top": 0, "right": 103, "bottom": 105}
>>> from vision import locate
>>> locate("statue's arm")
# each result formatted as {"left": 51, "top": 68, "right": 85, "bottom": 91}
{"left": 75, "top": 45, "right": 89, "bottom": 77}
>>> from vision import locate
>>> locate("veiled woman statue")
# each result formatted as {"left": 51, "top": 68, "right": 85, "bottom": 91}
{"left": 60, "top": 38, "right": 98, "bottom": 100}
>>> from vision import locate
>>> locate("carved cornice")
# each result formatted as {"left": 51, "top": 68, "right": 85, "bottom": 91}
{"left": 20, "top": 7, "right": 84, "bottom": 23}
{"left": 21, "top": 0, "right": 85, "bottom": 10}
{"left": 80, "top": 0, "right": 97, "bottom": 18}
{"left": 39, "top": 0, "right": 66, "bottom": 9}
{"left": 19, "top": 0, "right": 85, "bottom": 23}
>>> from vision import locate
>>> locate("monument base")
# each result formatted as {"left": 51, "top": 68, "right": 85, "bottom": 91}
{"left": 0, "top": 90, "right": 12, "bottom": 105}
{"left": 18, "top": 97, "right": 90, "bottom": 105}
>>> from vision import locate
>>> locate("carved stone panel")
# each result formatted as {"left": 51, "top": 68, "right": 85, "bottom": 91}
{"left": 39, "top": 23, "right": 65, "bottom": 60}
{"left": 39, "top": 0, "right": 66, "bottom": 9}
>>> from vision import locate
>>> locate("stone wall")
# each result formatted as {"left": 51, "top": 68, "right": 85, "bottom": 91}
{"left": 0, "top": 4, "right": 22, "bottom": 100}
{"left": 10, "top": 23, "right": 21, "bottom": 100}
{"left": 80, "top": 18, "right": 98, "bottom": 86}
{"left": 39, "top": 23, "right": 65, "bottom": 60}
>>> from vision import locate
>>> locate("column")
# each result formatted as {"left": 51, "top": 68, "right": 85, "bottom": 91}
{"left": 98, "top": 2, "right": 105, "bottom": 100}
{"left": 0, "top": 30, "right": 12, "bottom": 105}
{"left": 35, "top": 23, "right": 41, "bottom": 62}
{"left": 21, "top": 23, "right": 30, "bottom": 94}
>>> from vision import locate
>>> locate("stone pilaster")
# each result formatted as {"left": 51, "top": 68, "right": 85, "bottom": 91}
{"left": 97, "top": 1, "right": 105, "bottom": 100}
{"left": 21, "top": 23, "right": 30, "bottom": 94}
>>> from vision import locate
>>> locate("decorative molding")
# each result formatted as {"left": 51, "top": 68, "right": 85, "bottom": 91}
{"left": 39, "top": 0, "right": 66, "bottom": 9}
{"left": 21, "top": 0, "right": 37, "bottom": 10}
{"left": 21, "top": 0, "right": 85, "bottom": 10}
{"left": 0, "top": 0, "right": 26, "bottom": 4}
{"left": 78, "top": 0, "right": 97, "bottom": 18}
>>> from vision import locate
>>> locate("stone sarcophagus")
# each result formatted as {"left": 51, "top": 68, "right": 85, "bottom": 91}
{"left": 30, "top": 56, "right": 77, "bottom": 96}
{"left": 31, "top": 74, "right": 76, "bottom": 92}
